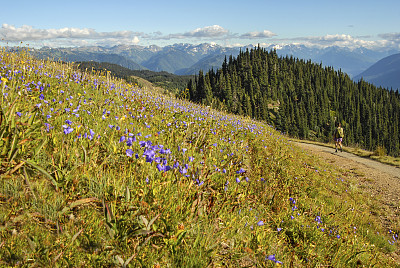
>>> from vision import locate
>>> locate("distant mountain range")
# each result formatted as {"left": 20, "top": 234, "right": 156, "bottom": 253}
{"left": 353, "top": 53, "right": 400, "bottom": 90}
{"left": 27, "top": 43, "right": 399, "bottom": 84}
{"left": 30, "top": 43, "right": 240, "bottom": 74}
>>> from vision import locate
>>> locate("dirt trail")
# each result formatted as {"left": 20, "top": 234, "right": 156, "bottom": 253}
{"left": 294, "top": 141, "right": 400, "bottom": 262}
{"left": 295, "top": 142, "right": 400, "bottom": 179}
{"left": 294, "top": 141, "right": 400, "bottom": 209}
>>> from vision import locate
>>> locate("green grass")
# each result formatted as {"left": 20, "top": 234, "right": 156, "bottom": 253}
{"left": 0, "top": 48, "right": 399, "bottom": 267}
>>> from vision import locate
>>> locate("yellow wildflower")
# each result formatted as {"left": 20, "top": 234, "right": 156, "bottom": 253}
{"left": 1, "top": 77, "right": 8, "bottom": 84}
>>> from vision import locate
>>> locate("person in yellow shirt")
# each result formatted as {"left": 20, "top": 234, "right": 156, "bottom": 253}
{"left": 333, "top": 122, "right": 344, "bottom": 152}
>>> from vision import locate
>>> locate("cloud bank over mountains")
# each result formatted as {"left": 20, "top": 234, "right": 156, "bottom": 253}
{"left": 1, "top": 23, "right": 399, "bottom": 50}
{"left": 279, "top": 34, "right": 396, "bottom": 50}
{"left": 0, "top": 24, "right": 141, "bottom": 47}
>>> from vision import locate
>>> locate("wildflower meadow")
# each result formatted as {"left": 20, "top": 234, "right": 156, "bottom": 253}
{"left": 0, "top": 48, "right": 398, "bottom": 267}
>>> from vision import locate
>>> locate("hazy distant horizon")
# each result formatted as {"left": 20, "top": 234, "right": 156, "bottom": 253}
{"left": 1, "top": 0, "right": 399, "bottom": 50}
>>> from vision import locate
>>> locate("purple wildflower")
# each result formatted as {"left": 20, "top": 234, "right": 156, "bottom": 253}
{"left": 157, "top": 164, "right": 171, "bottom": 172}
{"left": 224, "top": 180, "right": 229, "bottom": 191}
{"left": 159, "top": 148, "right": 171, "bottom": 154}
{"left": 44, "top": 123, "right": 51, "bottom": 132}
{"left": 62, "top": 125, "right": 74, "bottom": 134}
{"left": 139, "top": 140, "right": 147, "bottom": 147}
{"left": 128, "top": 136, "right": 136, "bottom": 145}
{"left": 143, "top": 149, "right": 156, "bottom": 162}
{"left": 126, "top": 149, "right": 134, "bottom": 157}
{"left": 173, "top": 161, "right": 180, "bottom": 169}
{"left": 236, "top": 168, "right": 246, "bottom": 174}
{"left": 266, "top": 254, "right": 282, "bottom": 264}
{"left": 127, "top": 137, "right": 135, "bottom": 146}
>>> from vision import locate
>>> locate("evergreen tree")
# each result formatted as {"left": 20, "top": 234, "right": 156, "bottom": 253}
{"left": 186, "top": 46, "right": 400, "bottom": 156}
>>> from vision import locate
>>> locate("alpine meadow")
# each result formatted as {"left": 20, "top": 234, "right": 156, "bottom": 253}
{"left": 1, "top": 46, "right": 400, "bottom": 268}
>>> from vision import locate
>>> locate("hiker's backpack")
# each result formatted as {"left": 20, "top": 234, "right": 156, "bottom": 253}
{"left": 336, "top": 127, "right": 344, "bottom": 138}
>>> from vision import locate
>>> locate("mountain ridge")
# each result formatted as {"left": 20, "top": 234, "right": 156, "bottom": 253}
{"left": 25, "top": 43, "right": 399, "bottom": 80}
{"left": 353, "top": 53, "right": 400, "bottom": 90}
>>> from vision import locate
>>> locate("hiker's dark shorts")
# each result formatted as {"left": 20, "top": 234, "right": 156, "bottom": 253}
{"left": 334, "top": 138, "right": 343, "bottom": 142}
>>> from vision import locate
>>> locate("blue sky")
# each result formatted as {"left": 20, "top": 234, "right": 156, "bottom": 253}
{"left": 1, "top": 0, "right": 399, "bottom": 50}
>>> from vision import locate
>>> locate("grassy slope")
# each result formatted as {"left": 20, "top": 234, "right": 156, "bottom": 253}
{"left": 0, "top": 49, "right": 399, "bottom": 267}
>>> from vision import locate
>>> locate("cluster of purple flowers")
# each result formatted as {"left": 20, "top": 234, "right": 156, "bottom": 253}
{"left": 121, "top": 131, "right": 198, "bottom": 177}
{"left": 388, "top": 230, "right": 398, "bottom": 245}
{"left": 62, "top": 125, "right": 74, "bottom": 134}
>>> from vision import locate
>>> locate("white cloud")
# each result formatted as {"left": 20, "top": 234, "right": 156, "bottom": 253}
{"left": 152, "top": 26, "right": 277, "bottom": 41}
{"left": 153, "top": 25, "right": 232, "bottom": 40}
{"left": 225, "top": 43, "right": 248, "bottom": 48}
{"left": 0, "top": 24, "right": 236, "bottom": 46}
{"left": 378, "top": 32, "right": 400, "bottom": 41}
{"left": 289, "top": 34, "right": 356, "bottom": 46}
{"left": 185, "top": 25, "right": 229, "bottom": 38}
{"left": 377, "top": 32, "right": 400, "bottom": 49}
{"left": 240, "top": 30, "right": 276, "bottom": 39}
{"left": 0, "top": 24, "right": 140, "bottom": 47}
{"left": 273, "top": 34, "right": 400, "bottom": 50}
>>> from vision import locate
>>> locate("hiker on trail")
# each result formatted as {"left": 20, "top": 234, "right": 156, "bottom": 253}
{"left": 333, "top": 122, "right": 344, "bottom": 152}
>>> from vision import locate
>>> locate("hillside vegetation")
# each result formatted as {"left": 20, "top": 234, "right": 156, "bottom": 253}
{"left": 0, "top": 48, "right": 399, "bottom": 267}
{"left": 188, "top": 46, "right": 400, "bottom": 156}
{"left": 76, "top": 61, "right": 193, "bottom": 94}
{"left": 30, "top": 47, "right": 146, "bottom": 71}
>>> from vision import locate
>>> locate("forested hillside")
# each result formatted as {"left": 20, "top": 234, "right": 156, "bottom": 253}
{"left": 187, "top": 46, "right": 400, "bottom": 156}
